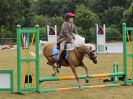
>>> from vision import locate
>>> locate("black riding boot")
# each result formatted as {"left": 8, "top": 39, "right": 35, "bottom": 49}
{"left": 57, "top": 60, "right": 61, "bottom": 68}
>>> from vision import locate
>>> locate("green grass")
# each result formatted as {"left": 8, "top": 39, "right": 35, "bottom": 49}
{"left": 0, "top": 49, "right": 133, "bottom": 99}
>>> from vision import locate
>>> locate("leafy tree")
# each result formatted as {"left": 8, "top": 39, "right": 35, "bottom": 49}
{"left": 48, "top": 16, "right": 63, "bottom": 28}
{"left": 63, "top": 0, "right": 88, "bottom": 13}
{"left": 87, "top": 0, "right": 132, "bottom": 26}
{"left": 75, "top": 4, "right": 97, "bottom": 29}
{"left": 0, "top": 0, "right": 18, "bottom": 30}
{"left": 88, "top": 0, "right": 109, "bottom": 13}
{"left": 108, "top": 0, "right": 132, "bottom": 8}
{"left": 0, "top": 0, "right": 33, "bottom": 38}
{"left": 75, "top": 4, "right": 98, "bottom": 42}
{"left": 32, "top": 15, "right": 48, "bottom": 27}
{"left": 102, "top": 6, "right": 124, "bottom": 27}
{"left": 106, "top": 25, "right": 121, "bottom": 41}
{"left": 19, "top": 0, "right": 34, "bottom": 27}
{"left": 123, "top": 3, "right": 133, "bottom": 26}
{"left": 34, "top": 0, "right": 64, "bottom": 16}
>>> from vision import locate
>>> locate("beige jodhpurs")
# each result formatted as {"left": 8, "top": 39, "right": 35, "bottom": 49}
{"left": 57, "top": 40, "right": 66, "bottom": 61}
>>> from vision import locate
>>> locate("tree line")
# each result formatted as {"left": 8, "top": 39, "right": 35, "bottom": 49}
{"left": 0, "top": 0, "right": 133, "bottom": 43}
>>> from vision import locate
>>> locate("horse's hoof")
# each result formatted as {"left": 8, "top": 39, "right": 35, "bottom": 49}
{"left": 57, "top": 70, "right": 60, "bottom": 73}
{"left": 79, "top": 86, "right": 83, "bottom": 90}
{"left": 85, "top": 78, "right": 89, "bottom": 83}
{"left": 56, "top": 68, "right": 60, "bottom": 73}
{"left": 52, "top": 74, "right": 56, "bottom": 76}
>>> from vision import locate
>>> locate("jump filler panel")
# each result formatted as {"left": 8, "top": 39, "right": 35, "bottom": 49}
{"left": 0, "top": 70, "right": 14, "bottom": 93}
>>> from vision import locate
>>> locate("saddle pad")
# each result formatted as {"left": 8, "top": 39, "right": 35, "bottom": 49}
{"left": 52, "top": 46, "right": 68, "bottom": 61}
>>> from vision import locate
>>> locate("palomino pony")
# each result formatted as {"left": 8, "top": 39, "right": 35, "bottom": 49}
{"left": 42, "top": 35, "right": 97, "bottom": 88}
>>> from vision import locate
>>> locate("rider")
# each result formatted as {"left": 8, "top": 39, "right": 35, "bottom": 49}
{"left": 57, "top": 12, "right": 78, "bottom": 68}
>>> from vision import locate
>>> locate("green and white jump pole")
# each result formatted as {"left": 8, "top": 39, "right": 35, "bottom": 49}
{"left": 39, "top": 83, "right": 121, "bottom": 93}
{"left": 40, "top": 66, "right": 123, "bottom": 82}
{"left": 39, "top": 63, "right": 124, "bottom": 93}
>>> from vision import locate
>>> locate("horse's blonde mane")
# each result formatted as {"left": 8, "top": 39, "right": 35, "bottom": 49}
{"left": 74, "top": 34, "right": 85, "bottom": 47}
{"left": 84, "top": 43, "right": 96, "bottom": 52}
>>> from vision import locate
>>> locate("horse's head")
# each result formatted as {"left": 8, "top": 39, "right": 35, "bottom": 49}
{"left": 73, "top": 34, "right": 97, "bottom": 64}
{"left": 84, "top": 43, "right": 97, "bottom": 64}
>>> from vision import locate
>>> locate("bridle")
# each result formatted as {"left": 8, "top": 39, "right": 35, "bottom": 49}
{"left": 86, "top": 50, "right": 97, "bottom": 60}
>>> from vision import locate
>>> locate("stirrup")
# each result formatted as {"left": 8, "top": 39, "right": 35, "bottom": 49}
{"left": 57, "top": 60, "right": 61, "bottom": 68}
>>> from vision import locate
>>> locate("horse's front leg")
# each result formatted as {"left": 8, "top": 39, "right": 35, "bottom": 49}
{"left": 70, "top": 65, "right": 81, "bottom": 89}
{"left": 81, "top": 62, "right": 89, "bottom": 83}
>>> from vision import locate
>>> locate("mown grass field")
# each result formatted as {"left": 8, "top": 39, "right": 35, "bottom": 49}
{"left": 0, "top": 49, "right": 133, "bottom": 99}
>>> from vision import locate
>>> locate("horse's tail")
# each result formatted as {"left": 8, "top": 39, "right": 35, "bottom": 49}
{"left": 39, "top": 40, "right": 48, "bottom": 56}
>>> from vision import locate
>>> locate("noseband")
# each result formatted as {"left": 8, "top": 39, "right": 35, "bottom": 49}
{"left": 87, "top": 50, "right": 97, "bottom": 60}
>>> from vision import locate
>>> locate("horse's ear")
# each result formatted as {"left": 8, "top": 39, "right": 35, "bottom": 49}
{"left": 90, "top": 46, "right": 92, "bottom": 51}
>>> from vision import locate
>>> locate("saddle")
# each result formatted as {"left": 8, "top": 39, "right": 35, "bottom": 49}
{"left": 57, "top": 43, "right": 67, "bottom": 60}
{"left": 52, "top": 43, "right": 68, "bottom": 61}
{"left": 52, "top": 42, "right": 75, "bottom": 62}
